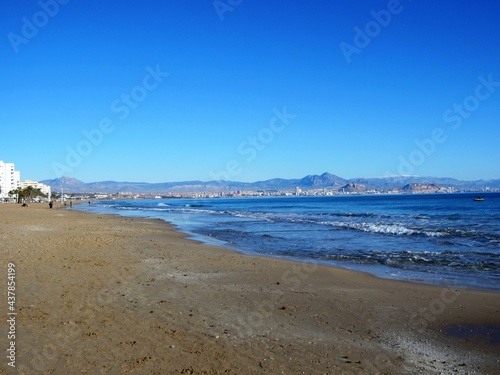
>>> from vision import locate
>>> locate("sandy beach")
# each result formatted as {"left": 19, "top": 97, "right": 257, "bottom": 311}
{"left": 0, "top": 203, "right": 499, "bottom": 374}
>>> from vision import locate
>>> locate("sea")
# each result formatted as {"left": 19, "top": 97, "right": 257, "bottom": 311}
{"left": 75, "top": 193, "right": 500, "bottom": 291}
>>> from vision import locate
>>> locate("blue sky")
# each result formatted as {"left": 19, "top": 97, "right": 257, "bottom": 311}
{"left": 1, "top": 0, "right": 499, "bottom": 183}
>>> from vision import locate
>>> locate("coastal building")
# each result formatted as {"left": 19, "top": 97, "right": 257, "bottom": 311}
{"left": 20, "top": 180, "right": 52, "bottom": 197}
{"left": 0, "top": 161, "right": 21, "bottom": 199}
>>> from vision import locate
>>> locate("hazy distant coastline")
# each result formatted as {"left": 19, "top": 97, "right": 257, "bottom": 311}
{"left": 41, "top": 172, "right": 500, "bottom": 197}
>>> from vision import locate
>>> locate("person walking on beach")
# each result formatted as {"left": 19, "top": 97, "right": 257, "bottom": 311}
{"left": 49, "top": 201, "right": 53, "bottom": 209}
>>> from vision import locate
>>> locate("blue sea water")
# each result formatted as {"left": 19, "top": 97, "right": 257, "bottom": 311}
{"left": 75, "top": 193, "right": 500, "bottom": 291}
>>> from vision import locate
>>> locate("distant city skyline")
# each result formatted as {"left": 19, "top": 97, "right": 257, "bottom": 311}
{"left": 1, "top": 1, "right": 499, "bottom": 183}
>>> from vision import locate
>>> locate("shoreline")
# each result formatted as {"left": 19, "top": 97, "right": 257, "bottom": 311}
{"left": 1, "top": 203, "right": 499, "bottom": 373}
{"left": 75, "top": 199, "right": 500, "bottom": 294}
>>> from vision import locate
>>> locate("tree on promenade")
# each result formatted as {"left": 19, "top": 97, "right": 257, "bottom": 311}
{"left": 9, "top": 187, "right": 47, "bottom": 203}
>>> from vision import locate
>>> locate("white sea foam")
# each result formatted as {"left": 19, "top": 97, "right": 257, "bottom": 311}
{"left": 319, "top": 220, "right": 445, "bottom": 237}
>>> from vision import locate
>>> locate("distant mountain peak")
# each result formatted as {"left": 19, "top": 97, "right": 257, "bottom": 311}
{"left": 59, "top": 176, "right": 84, "bottom": 184}
{"left": 320, "top": 172, "right": 335, "bottom": 177}
{"left": 300, "top": 172, "right": 345, "bottom": 187}
{"left": 40, "top": 176, "right": 86, "bottom": 190}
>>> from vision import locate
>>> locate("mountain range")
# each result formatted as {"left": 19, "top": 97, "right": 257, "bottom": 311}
{"left": 40, "top": 173, "right": 500, "bottom": 194}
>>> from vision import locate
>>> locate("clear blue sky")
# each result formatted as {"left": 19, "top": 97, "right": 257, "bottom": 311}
{"left": 1, "top": 0, "right": 499, "bottom": 183}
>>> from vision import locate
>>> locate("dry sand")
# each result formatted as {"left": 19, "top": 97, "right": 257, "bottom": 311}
{"left": 0, "top": 202, "right": 499, "bottom": 374}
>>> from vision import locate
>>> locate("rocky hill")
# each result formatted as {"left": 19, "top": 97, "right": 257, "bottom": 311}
{"left": 339, "top": 183, "right": 367, "bottom": 193}
{"left": 400, "top": 183, "right": 443, "bottom": 193}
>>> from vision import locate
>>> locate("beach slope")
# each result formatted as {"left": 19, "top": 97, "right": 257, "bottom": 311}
{"left": 0, "top": 203, "right": 499, "bottom": 374}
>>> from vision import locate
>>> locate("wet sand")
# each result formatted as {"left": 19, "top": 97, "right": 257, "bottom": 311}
{"left": 0, "top": 202, "right": 499, "bottom": 374}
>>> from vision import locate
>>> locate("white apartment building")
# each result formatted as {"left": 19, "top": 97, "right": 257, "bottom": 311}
{"left": 0, "top": 161, "right": 21, "bottom": 199}
{"left": 20, "top": 180, "right": 51, "bottom": 197}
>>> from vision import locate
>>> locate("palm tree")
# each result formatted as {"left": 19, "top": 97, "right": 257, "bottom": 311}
{"left": 9, "top": 187, "right": 47, "bottom": 203}
{"left": 8, "top": 188, "right": 22, "bottom": 203}
{"left": 24, "top": 187, "right": 47, "bottom": 202}
{"left": 24, "top": 186, "right": 35, "bottom": 202}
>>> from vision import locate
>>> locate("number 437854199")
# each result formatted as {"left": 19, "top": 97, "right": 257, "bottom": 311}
{"left": 7, "top": 263, "right": 16, "bottom": 311}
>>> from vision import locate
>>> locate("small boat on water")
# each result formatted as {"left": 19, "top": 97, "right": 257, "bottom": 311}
{"left": 473, "top": 196, "right": 485, "bottom": 202}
